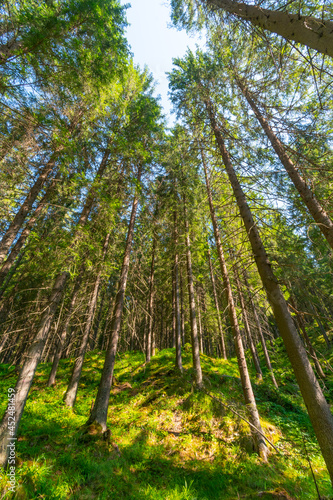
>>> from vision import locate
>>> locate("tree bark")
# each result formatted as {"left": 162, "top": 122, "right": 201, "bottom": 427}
{"left": 0, "top": 252, "right": 25, "bottom": 300}
{"left": 206, "top": 102, "right": 333, "bottom": 482}
{"left": 64, "top": 233, "right": 110, "bottom": 407}
{"left": 47, "top": 266, "right": 85, "bottom": 386}
{"left": 233, "top": 265, "right": 263, "bottom": 381}
{"left": 288, "top": 298, "right": 326, "bottom": 380}
{"left": 196, "top": 286, "right": 204, "bottom": 353}
{"left": 0, "top": 173, "right": 60, "bottom": 288}
{"left": 207, "top": 244, "right": 227, "bottom": 359}
{"left": 86, "top": 178, "right": 140, "bottom": 431}
{"left": 180, "top": 267, "right": 186, "bottom": 346}
{"left": 174, "top": 211, "right": 183, "bottom": 372}
{"left": 146, "top": 238, "right": 156, "bottom": 363}
{"left": 184, "top": 195, "right": 203, "bottom": 388}
{"left": 236, "top": 78, "right": 333, "bottom": 249}
{"left": 200, "top": 146, "right": 268, "bottom": 460}
{"left": 90, "top": 287, "right": 106, "bottom": 350}
{"left": 208, "top": 0, "right": 333, "bottom": 58}
{"left": 0, "top": 157, "right": 57, "bottom": 264}
{"left": 0, "top": 271, "right": 69, "bottom": 467}
{"left": 75, "top": 148, "right": 111, "bottom": 230}
{"left": 0, "top": 144, "right": 112, "bottom": 451}
{"left": 172, "top": 267, "right": 176, "bottom": 349}
{"left": 308, "top": 301, "right": 331, "bottom": 348}
{"left": 243, "top": 271, "right": 278, "bottom": 388}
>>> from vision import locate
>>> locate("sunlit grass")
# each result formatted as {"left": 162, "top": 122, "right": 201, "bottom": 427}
{"left": 0, "top": 345, "right": 332, "bottom": 499}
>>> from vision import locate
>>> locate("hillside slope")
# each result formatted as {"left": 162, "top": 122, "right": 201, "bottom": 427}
{"left": 0, "top": 344, "right": 333, "bottom": 499}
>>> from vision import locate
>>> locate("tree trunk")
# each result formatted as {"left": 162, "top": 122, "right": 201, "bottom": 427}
{"left": 0, "top": 271, "right": 69, "bottom": 467}
{"left": 298, "top": 313, "right": 326, "bottom": 380}
{"left": 90, "top": 288, "right": 106, "bottom": 350}
{"left": 207, "top": 245, "right": 227, "bottom": 359}
{"left": 146, "top": 238, "right": 156, "bottom": 363}
{"left": 174, "top": 211, "right": 183, "bottom": 372}
{"left": 200, "top": 146, "right": 268, "bottom": 460}
{"left": 33, "top": 145, "right": 112, "bottom": 362}
{"left": 196, "top": 286, "right": 204, "bottom": 353}
{"left": 208, "top": 0, "right": 333, "bottom": 57}
{"left": 206, "top": 102, "right": 333, "bottom": 482}
{"left": 160, "top": 300, "right": 164, "bottom": 349}
{"left": 288, "top": 298, "right": 326, "bottom": 380}
{"left": 172, "top": 267, "right": 176, "bottom": 349}
{"left": 75, "top": 148, "right": 111, "bottom": 230}
{"left": 47, "top": 266, "right": 85, "bottom": 386}
{"left": 236, "top": 78, "right": 333, "bottom": 249}
{"left": 308, "top": 301, "right": 331, "bottom": 348}
{"left": 0, "top": 251, "right": 25, "bottom": 300}
{"left": 183, "top": 195, "right": 203, "bottom": 388}
{"left": 86, "top": 180, "right": 140, "bottom": 431}
{"left": 64, "top": 234, "right": 110, "bottom": 407}
{"left": 151, "top": 323, "right": 156, "bottom": 357}
{"left": 233, "top": 264, "right": 263, "bottom": 381}
{"left": 100, "top": 293, "right": 117, "bottom": 351}
{"left": 0, "top": 158, "right": 58, "bottom": 265}
{"left": 43, "top": 295, "right": 65, "bottom": 363}
{"left": 0, "top": 175, "right": 61, "bottom": 288}
{"left": 243, "top": 271, "right": 278, "bottom": 388}
{"left": 180, "top": 267, "right": 185, "bottom": 346}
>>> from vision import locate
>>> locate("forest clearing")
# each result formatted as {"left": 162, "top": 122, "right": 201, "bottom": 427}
{"left": 0, "top": 0, "right": 333, "bottom": 498}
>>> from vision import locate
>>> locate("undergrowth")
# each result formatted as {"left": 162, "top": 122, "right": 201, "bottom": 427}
{"left": 0, "top": 341, "right": 332, "bottom": 499}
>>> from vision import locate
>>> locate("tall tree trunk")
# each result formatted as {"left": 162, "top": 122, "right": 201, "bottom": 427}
{"left": 43, "top": 295, "right": 65, "bottom": 363}
{"left": 151, "top": 323, "right": 156, "bottom": 357}
{"left": 201, "top": 147, "right": 268, "bottom": 460}
{"left": 0, "top": 271, "right": 69, "bottom": 467}
{"left": 208, "top": 0, "right": 333, "bottom": 57}
{"left": 90, "top": 288, "right": 106, "bottom": 350}
{"left": 174, "top": 211, "right": 183, "bottom": 372}
{"left": 298, "top": 313, "right": 326, "bottom": 380}
{"left": 236, "top": 78, "right": 333, "bottom": 249}
{"left": 180, "top": 267, "right": 185, "bottom": 346}
{"left": 129, "top": 301, "right": 137, "bottom": 351}
{"left": 183, "top": 195, "right": 203, "bottom": 388}
{"left": 86, "top": 178, "right": 140, "bottom": 431}
{"left": 146, "top": 238, "right": 156, "bottom": 363}
{"left": 233, "top": 264, "right": 263, "bottom": 381}
{"left": 207, "top": 244, "right": 227, "bottom": 359}
{"left": 160, "top": 300, "right": 164, "bottom": 350}
{"left": 0, "top": 329, "right": 10, "bottom": 356}
{"left": 172, "top": 267, "right": 176, "bottom": 349}
{"left": 308, "top": 301, "right": 331, "bottom": 348}
{"left": 0, "top": 157, "right": 58, "bottom": 265}
{"left": 47, "top": 266, "right": 85, "bottom": 386}
{"left": 0, "top": 145, "right": 113, "bottom": 452}
{"left": 205, "top": 102, "right": 333, "bottom": 482}
{"left": 38, "top": 145, "right": 112, "bottom": 355}
{"left": 0, "top": 174, "right": 61, "bottom": 288}
{"left": 64, "top": 233, "right": 110, "bottom": 407}
{"left": 100, "top": 293, "right": 117, "bottom": 351}
{"left": 0, "top": 251, "right": 25, "bottom": 300}
{"left": 243, "top": 271, "right": 278, "bottom": 388}
{"left": 196, "top": 286, "right": 204, "bottom": 353}
{"left": 288, "top": 298, "right": 326, "bottom": 380}
{"left": 143, "top": 299, "right": 148, "bottom": 355}
{"left": 75, "top": 148, "right": 111, "bottom": 230}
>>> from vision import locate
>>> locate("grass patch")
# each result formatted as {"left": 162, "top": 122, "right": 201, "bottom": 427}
{"left": 0, "top": 345, "right": 332, "bottom": 499}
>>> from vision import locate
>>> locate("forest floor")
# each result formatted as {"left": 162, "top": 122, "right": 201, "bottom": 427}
{"left": 1, "top": 340, "right": 333, "bottom": 499}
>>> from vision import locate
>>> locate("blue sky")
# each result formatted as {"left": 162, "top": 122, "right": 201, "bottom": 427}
{"left": 121, "top": 0, "right": 204, "bottom": 124}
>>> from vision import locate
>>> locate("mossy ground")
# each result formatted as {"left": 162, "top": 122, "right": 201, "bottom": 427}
{"left": 0, "top": 340, "right": 333, "bottom": 499}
